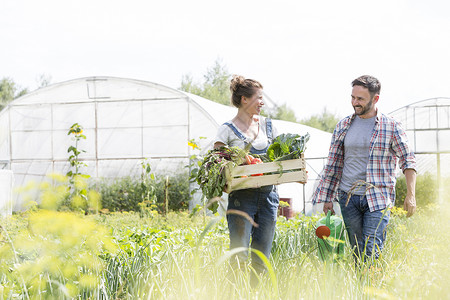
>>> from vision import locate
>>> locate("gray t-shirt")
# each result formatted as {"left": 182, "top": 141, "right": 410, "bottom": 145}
{"left": 339, "top": 116, "right": 376, "bottom": 195}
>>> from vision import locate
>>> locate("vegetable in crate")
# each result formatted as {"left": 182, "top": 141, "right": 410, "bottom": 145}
{"left": 265, "top": 132, "right": 310, "bottom": 162}
{"left": 244, "top": 154, "right": 263, "bottom": 176}
{"left": 194, "top": 146, "right": 246, "bottom": 199}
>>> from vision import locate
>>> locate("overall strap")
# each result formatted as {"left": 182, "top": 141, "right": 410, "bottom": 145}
{"left": 224, "top": 122, "right": 247, "bottom": 141}
{"left": 266, "top": 118, "right": 273, "bottom": 142}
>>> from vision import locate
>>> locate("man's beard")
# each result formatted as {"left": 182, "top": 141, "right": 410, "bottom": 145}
{"left": 354, "top": 98, "right": 374, "bottom": 116}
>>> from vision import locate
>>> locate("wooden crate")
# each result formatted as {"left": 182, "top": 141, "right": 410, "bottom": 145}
{"left": 224, "top": 155, "right": 307, "bottom": 193}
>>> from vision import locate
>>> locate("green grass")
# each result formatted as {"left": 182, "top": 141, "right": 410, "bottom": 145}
{"left": 1, "top": 202, "right": 449, "bottom": 299}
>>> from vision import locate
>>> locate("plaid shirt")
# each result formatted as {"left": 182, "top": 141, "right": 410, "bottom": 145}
{"left": 312, "top": 111, "right": 416, "bottom": 211}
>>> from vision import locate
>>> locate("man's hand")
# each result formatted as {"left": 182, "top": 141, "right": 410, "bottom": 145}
{"left": 403, "top": 169, "right": 417, "bottom": 218}
{"left": 323, "top": 202, "right": 335, "bottom": 215}
{"left": 403, "top": 194, "right": 416, "bottom": 217}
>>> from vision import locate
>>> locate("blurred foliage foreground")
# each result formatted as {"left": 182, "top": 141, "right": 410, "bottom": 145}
{"left": 1, "top": 184, "right": 449, "bottom": 299}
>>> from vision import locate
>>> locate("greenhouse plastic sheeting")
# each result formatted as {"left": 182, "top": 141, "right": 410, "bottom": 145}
{"left": 0, "top": 170, "right": 14, "bottom": 216}
{"left": 0, "top": 76, "right": 332, "bottom": 212}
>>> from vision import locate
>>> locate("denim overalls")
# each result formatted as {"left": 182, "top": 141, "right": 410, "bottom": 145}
{"left": 224, "top": 119, "right": 279, "bottom": 274}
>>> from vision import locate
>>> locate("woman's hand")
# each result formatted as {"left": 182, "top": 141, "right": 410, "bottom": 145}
{"left": 214, "top": 142, "right": 226, "bottom": 149}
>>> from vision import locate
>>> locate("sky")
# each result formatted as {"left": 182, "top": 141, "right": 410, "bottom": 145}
{"left": 1, "top": 0, "right": 450, "bottom": 120}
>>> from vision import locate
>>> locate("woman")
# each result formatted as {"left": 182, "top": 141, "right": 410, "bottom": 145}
{"left": 213, "top": 75, "right": 279, "bottom": 281}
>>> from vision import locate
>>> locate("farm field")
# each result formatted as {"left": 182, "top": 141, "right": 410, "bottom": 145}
{"left": 1, "top": 202, "right": 449, "bottom": 299}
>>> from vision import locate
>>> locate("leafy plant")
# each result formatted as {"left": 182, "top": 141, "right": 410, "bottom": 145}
{"left": 98, "top": 171, "right": 190, "bottom": 213}
{"left": 98, "top": 177, "right": 142, "bottom": 212}
{"left": 138, "top": 159, "right": 158, "bottom": 217}
{"left": 155, "top": 172, "right": 190, "bottom": 211}
{"left": 193, "top": 146, "right": 246, "bottom": 200}
{"left": 67, "top": 123, "right": 88, "bottom": 178}
{"left": 0, "top": 210, "right": 117, "bottom": 298}
{"left": 187, "top": 137, "right": 206, "bottom": 183}
{"left": 265, "top": 133, "right": 310, "bottom": 162}
{"left": 66, "top": 123, "right": 91, "bottom": 211}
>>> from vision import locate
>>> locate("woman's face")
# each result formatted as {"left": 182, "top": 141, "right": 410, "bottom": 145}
{"left": 242, "top": 88, "right": 264, "bottom": 115}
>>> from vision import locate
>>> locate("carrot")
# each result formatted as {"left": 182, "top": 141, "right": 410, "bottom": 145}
{"left": 249, "top": 157, "right": 263, "bottom": 176}
{"left": 252, "top": 158, "right": 262, "bottom": 164}
{"left": 245, "top": 155, "right": 254, "bottom": 165}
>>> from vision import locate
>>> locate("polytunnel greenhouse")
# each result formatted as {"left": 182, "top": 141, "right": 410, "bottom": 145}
{"left": 389, "top": 97, "right": 450, "bottom": 193}
{"left": 0, "top": 76, "right": 332, "bottom": 214}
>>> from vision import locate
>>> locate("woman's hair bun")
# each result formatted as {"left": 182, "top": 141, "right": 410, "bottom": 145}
{"left": 229, "top": 74, "right": 263, "bottom": 108}
{"left": 230, "top": 75, "right": 246, "bottom": 93}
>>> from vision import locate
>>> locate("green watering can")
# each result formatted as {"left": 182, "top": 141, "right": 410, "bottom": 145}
{"left": 315, "top": 211, "right": 345, "bottom": 261}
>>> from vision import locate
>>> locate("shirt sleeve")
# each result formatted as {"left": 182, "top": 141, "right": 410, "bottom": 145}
{"left": 312, "top": 119, "right": 346, "bottom": 203}
{"left": 392, "top": 121, "right": 417, "bottom": 172}
{"left": 213, "top": 124, "right": 230, "bottom": 145}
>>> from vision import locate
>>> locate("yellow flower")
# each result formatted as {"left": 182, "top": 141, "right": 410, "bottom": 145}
{"left": 188, "top": 141, "right": 200, "bottom": 150}
{"left": 279, "top": 200, "right": 290, "bottom": 208}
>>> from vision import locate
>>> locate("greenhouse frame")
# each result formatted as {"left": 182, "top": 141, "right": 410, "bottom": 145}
{"left": 389, "top": 97, "right": 450, "bottom": 195}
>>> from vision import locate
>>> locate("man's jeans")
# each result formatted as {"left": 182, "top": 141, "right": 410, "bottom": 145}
{"left": 227, "top": 185, "right": 279, "bottom": 274}
{"left": 338, "top": 189, "right": 390, "bottom": 261}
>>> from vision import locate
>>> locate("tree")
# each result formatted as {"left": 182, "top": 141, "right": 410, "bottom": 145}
{"left": 271, "top": 103, "right": 298, "bottom": 123}
{"left": 201, "top": 60, "right": 232, "bottom": 105}
{"left": 180, "top": 58, "right": 231, "bottom": 106}
{"left": 36, "top": 73, "right": 52, "bottom": 88}
{"left": 299, "top": 108, "right": 340, "bottom": 133}
{"left": 0, "top": 77, "right": 28, "bottom": 111}
{"left": 180, "top": 74, "right": 202, "bottom": 96}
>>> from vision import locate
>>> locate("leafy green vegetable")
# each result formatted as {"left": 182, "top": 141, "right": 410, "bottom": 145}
{"left": 265, "top": 133, "right": 310, "bottom": 162}
{"left": 192, "top": 133, "right": 309, "bottom": 202}
{"left": 193, "top": 146, "right": 246, "bottom": 200}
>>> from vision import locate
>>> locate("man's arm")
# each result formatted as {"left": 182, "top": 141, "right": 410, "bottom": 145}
{"left": 390, "top": 119, "right": 417, "bottom": 217}
{"left": 403, "top": 168, "right": 416, "bottom": 217}
{"left": 317, "top": 124, "right": 345, "bottom": 215}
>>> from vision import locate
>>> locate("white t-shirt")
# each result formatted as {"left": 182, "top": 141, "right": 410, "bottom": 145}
{"left": 213, "top": 116, "right": 278, "bottom": 151}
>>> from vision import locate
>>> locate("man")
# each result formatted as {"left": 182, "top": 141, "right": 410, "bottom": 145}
{"left": 312, "top": 75, "right": 416, "bottom": 262}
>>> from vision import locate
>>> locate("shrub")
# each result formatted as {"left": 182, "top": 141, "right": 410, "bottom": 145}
{"left": 0, "top": 211, "right": 117, "bottom": 298}
{"left": 155, "top": 172, "right": 190, "bottom": 211}
{"left": 97, "top": 177, "right": 143, "bottom": 212}
{"left": 97, "top": 172, "right": 190, "bottom": 213}
{"left": 395, "top": 172, "right": 438, "bottom": 207}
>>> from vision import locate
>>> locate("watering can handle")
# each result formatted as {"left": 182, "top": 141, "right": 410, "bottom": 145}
{"left": 326, "top": 210, "right": 331, "bottom": 227}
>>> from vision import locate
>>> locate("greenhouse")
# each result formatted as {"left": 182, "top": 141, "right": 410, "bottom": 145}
{"left": 0, "top": 76, "right": 332, "bottom": 214}
{"left": 389, "top": 97, "right": 450, "bottom": 195}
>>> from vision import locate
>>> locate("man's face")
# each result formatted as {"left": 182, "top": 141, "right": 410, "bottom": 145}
{"left": 351, "top": 85, "right": 378, "bottom": 118}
